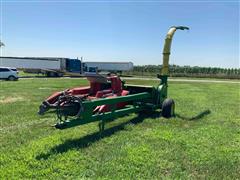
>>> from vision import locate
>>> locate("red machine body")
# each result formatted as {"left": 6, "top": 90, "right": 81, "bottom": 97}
{"left": 41, "top": 74, "right": 129, "bottom": 115}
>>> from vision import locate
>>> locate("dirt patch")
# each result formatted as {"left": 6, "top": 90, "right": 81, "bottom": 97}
{"left": 0, "top": 96, "right": 24, "bottom": 104}
{"left": 1, "top": 117, "right": 53, "bottom": 134}
{"left": 38, "top": 87, "right": 53, "bottom": 90}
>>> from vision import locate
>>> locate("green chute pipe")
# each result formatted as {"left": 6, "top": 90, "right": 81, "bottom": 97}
{"left": 161, "top": 26, "right": 189, "bottom": 75}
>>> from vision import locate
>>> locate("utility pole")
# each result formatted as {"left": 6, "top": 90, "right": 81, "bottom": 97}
{"left": 0, "top": 40, "right": 5, "bottom": 47}
{"left": 80, "top": 56, "right": 83, "bottom": 74}
{"left": 0, "top": 41, "right": 4, "bottom": 65}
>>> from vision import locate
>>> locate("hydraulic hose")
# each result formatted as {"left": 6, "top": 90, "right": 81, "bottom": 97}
{"left": 161, "top": 26, "right": 189, "bottom": 75}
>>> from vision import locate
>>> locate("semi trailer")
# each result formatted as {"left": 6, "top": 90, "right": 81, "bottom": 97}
{"left": 83, "top": 61, "right": 133, "bottom": 73}
{"left": 0, "top": 57, "right": 133, "bottom": 77}
{"left": 0, "top": 57, "right": 81, "bottom": 77}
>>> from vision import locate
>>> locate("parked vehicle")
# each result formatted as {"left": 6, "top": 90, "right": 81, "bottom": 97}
{"left": 0, "top": 67, "right": 19, "bottom": 80}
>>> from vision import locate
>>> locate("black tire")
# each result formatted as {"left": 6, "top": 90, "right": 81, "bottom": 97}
{"left": 8, "top": 76, "right": 16, "bottom": 81}
{"left": 57, "top": 73, "right": 63, "bottom": 77}
{"left": 46, "top": 72, "right": 51, "bottom": 77}
{"left": 50, "top": 72, "right": 56, "bottom": 77}
{"left": 161, "top": 98, "right": 175, "bottom": 118}
{"left": 46, "top": 72, "right": 56, "bottom": 77}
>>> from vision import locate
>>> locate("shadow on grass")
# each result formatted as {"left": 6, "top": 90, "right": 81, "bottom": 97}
{"left": 36, "top": 110, "right": 210, "bottom": 160}
{"left": 36, "top": 111, "right": 160, "bottom": 160}
{"left": 175, "top": 109, "right": 211, "bottom": 121}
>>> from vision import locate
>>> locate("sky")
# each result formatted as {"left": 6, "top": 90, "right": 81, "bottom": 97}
{"left": 0, "top": 1, "right": 239, "bottom": 68}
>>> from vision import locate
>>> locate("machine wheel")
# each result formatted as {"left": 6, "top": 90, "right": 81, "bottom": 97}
{"left": 46, "top": 72, "right": 56, "bottom": 77}
{"left": 8, "top": 76, "right": 16, "bottom": 81}
{"left": 162, "top": 98, "right": 175, "bottom": 118}
{"left": 57, "top": 72, "right": 63, "bottom": 77}
{"left": 50, "top": 72, "right": 56, "bottom": 77}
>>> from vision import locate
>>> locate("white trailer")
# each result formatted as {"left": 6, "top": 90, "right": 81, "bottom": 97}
{"left": 0, "top": 57, "right": 67, "bottom": 76}
{"left": 83, "top": 61, "right": 133, "bottom": 72}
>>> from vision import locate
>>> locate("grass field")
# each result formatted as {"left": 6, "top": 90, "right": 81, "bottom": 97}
{"left": 0, "top": 78, "right": 239, "bottom": 179}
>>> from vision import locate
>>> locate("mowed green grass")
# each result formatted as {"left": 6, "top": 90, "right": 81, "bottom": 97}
{"left": 0, "top": 78, "right": 239, "bottom": 179}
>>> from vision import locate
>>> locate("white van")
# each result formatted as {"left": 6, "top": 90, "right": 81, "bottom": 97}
{"left": 0, "top": 67, "right": 19, "bottom": 80}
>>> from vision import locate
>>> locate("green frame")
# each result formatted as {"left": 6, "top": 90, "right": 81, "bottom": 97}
{"left": 55, "top": 78, "right": 168, "bottom": 132}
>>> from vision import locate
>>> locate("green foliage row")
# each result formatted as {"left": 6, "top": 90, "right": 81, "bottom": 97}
{"left": 124, "top": 65, "right": 240, "bottom": 79}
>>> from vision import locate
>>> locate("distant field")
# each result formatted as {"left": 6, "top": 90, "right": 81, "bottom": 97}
{"left": 18, "top": 70, "right": 240, "bottom": 82}
{"left": 0, "top": 78, "right": 239, "bottom": 179}
{"left": 122, "top": 70, "right": 240, "bottom": 80}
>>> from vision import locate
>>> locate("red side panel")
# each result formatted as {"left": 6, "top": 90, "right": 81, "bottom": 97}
{"left": 108, "top": 76, "right": 122, "bottom": 93}
{"left": 94, "top": 90, "right": 130, "bottom": 113}
{"left": 117, "top": 90, "right": 129, "bottom": 108}
{"left": 46, "top": 87, "right": 91, "bottom": 104}
{"left": 70, "top": 87, "right": 90, "bottom": 95}
{"left": 121, "top": 90, "right": 129, "bottom": 96}
{"left": 90, "top": 82, "right": 101, "bottom": 95}
{"left": 46, "top": 91, "right": 63, "bottom": 104}
{"left": 96, "top": 89, "right": 112, "bottom": 98}
{"left": 95, "top": 95, "right": 117, "bottom": 113}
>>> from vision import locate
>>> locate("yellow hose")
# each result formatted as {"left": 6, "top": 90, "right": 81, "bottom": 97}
{"left": 161, "top": 26, "right": 189, "bottom": 75}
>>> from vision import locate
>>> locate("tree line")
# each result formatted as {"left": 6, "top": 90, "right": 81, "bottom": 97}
{"left": 123, "top": 65, "right": 240, "bottom": 79}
